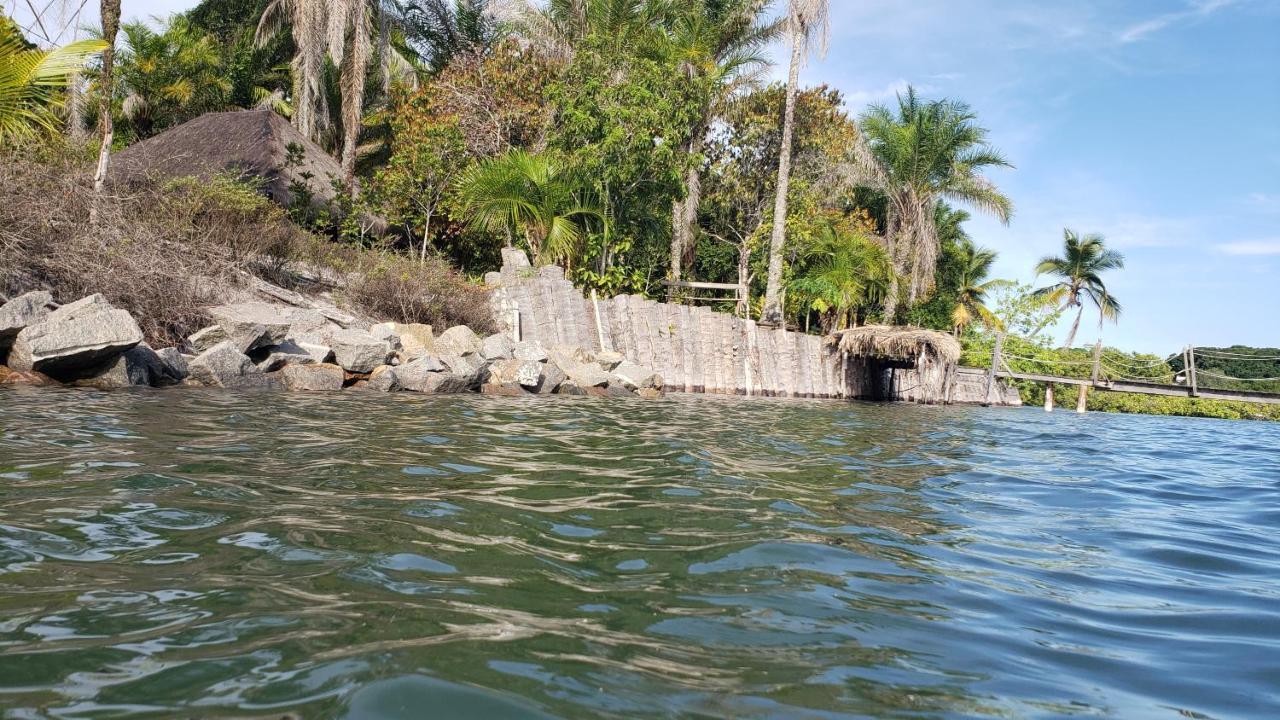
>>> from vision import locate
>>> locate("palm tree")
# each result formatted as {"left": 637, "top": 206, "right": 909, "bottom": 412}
{"left": 115, "top": 17, "right": 231, "bottom": 139}
{"left": 1033, "top": 229, "right": 1124, "bottom": 348}
{"left": 951, "top": 239, "right": 1006, "bottom": 336}
{"left": 0, "top": 17, "right": 105, "bottom": 144}
{"left": 397, "top": 0, "right": 501, "bottom": 74}
{"left": 760, "top": 0, "right": 828, "bottom": 326}
{"left": 789, "top": 224, "right": 892, "bottom": 332}
{"left": 858, "top": 87, "right": 1012, "bottom": 320}
{"left": 91, "top": 0, "right": 121, "bottom": 200}
{"left": 665, "top": 1, "right": 779, "bottom": 292}
{"left": 455, "top": 149, "right": 606, "bottom": 268}
{"left": 256, "top": 0, "right": 416, "bottom": 189}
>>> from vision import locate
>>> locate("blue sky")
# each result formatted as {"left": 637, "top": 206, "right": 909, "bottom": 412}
{"left": 11, "top": 0, "right": 1278, "bottom": 353}
{"left": 781, "top": 0, "right": 1280, "bottom": 353}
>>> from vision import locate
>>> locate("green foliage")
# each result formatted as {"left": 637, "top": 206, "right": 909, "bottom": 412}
{"left": 0, "top": 17, "right": 105, "bottom": 145}
{"left": 1084, "top": 391, "right": 1280, "bottom": 422}
{"left": 788, "top": 223, "right": 891, "bottom": 332}
{"left": 112, "top": 16, "right": 231, "bottom": 140}
{"left": 1171, "top": 347, "right": 1280, "bottom": 394}
{"left": 1033, "top": 228, "right": 1124, "bottom": 348}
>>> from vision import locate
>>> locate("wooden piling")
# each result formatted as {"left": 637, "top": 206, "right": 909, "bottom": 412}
{"left": 1044, "top": 384, "right": 1054, "bottom": 412}
{"left": 1076, "top": 383, "right": 1087, "bottom": 413}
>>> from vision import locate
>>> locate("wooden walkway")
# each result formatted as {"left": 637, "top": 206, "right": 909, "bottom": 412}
{"left": 984, "top": 334, "right": 1280, "bottom": 408}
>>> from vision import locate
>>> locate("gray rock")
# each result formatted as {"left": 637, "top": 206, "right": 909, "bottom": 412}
{"left": 187, "top": 341, "right": 275, "bottom": 388}
{"left": 415, "top": 371, "right": 475, "bottom": 394}
{"left": 207, "top": 302, "right": 292, "bottom": 353}
{"left": 611, "top": 360, "right": 662, "bottom": 391}
{"left": 536, "top": 360, "right": 567, "bottom": 394}
{"left": 369, "top": 323, "right": 403, "bottom": 349}
{"left": 0, "top": 290, "right": 53, "bottom": 358}
{"left": 435, "top": 325, "right": 483, "bottom": 358}
{"left": 376, "top": 322, "right": 437, "bottom": 358}
{"left": 254, "top": 340, "right": 333, "bottom": 372}
{"left": 330, "top": 329, "right": 391, "bottom": 373}
{"left": 437, "top": 352, "right": 485, "bottom": 389}
{"left": 8, "top": 295, "right": 143, "bottom": 376}
{"left": 555, "top": 379, "right": 590, "bottom": 396}
{"left": 393, "top": 355, "right": 472, "bottom": 394}
{"left": 480, "top": 333, "right": 515, "bottom": 361}
{"left": 367, "top": 365, "right": 401, "bottom": 392}
{"left": 74, "top": 344, "right": 175, "bottom": 389}
{"left": 565, "top": 361, "right": 612, "bottom": 389}
{"left": 481, "top": 382, "right": 527, "bottom": 396}
{"left": 187, "top": 325, "right": 227, "bottom": 353}
{"left": 280, "top": 363, "right": 345, "bottom": 391}
{"left": 595, "top": 350, "right": 625, "bottom": 371}
{"left": 155, "top": 347, "right": 190, "bottom": 382}
{"left": 486, "top": 358, "right": 543, "bottom": 388}
{"left": 513, "top": 341, "right": 548, "bottom": 363}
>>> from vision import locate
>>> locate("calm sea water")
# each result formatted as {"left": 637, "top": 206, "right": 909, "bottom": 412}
{"left": 1, "top": 388, "right": 1277, "bottom": 719}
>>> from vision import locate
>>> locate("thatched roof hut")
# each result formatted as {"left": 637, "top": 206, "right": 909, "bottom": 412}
{"left": 828, "top": 326, "right": 961, "bottom": 404}
{"left": 109, "top": 110, "right": 342, "bottom": 209}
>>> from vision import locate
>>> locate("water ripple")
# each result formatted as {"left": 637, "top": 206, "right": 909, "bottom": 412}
{"left": 0, "top": 387, "right": 1277, "bottom": 718}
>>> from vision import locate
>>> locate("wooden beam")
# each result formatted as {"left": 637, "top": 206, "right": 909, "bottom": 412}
{"left": 660, "top": 280, "right": 746, "bottom": 291}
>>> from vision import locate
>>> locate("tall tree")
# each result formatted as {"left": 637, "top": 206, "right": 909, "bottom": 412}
{"left": 91, "top": 0, "right": 121, "bottom": 203}
{"left": 858, "top": 87, "right": 1012, "bottom": 320}
{"left": 950, "top": 239, "right": 1005, "bottom": 336}
{"left": 115, "top": 16, "right": 230, "bottom": 140}
{"left": 256, "top": 0, "right": 331, "bottom": 141}
{"left": 665, "top": 0, "right": 778, "bottom": 293}
{"left": 760, "top": 0, "right": 827, "bottom": 326}
{"left": 1033, "top": 229, "right": 1124, "bottom": 348}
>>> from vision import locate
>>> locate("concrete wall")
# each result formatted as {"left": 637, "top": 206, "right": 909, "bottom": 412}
{"left": 487, "top": 249, "right": 1019, "bottom": 404}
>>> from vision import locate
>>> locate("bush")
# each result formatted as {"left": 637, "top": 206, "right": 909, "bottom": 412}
{"left": 1, "top": 145, "right": 496, "bottom": 345}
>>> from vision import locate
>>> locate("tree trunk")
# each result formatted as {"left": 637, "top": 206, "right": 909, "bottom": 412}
{"left": 736, "top": 237, "right": 751, "bottom": 317}
{"left": 760, "top": 30, "right": 804, "bottom": 326}
{"left": 339, "top": 0, "right": 370, "bottom": 194}
{"left": 91, "top": 0, "right": 121, "bottom": 215}
{"left": 1063, "top": 303, "right": 1084, "bottom": 349}
{"left": 882, "top": 210, "right": 901, "bottom": 322}
{"left": 420, "top": 210, "right": 432, "bottom": 264}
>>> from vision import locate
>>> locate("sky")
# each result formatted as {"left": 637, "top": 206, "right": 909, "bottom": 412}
{"left": 9, "top": 0, "right": 1279, "bottom": 353}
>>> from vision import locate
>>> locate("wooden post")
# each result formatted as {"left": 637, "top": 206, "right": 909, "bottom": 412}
{"left": 1091, "top": 341, "right": 1103, "bottom": 384}
{"left": 1188, "top": 344, "right": 1199, "bottom": 397}
{"left": 985, "top": 333, "right": 1004, "bottom": 405}
{"left": 1044, "top": 384, "right": 1054, "bottom": 412}
{"left": 1076, "top": 383, "right": 1087, "bottom": 413}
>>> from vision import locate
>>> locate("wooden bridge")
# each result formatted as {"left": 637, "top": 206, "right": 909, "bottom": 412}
{"left": 982, "top": 334, "right": 1280, "bottom": 410}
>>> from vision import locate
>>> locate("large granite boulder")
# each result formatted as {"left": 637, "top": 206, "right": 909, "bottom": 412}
{"left": 366, "top": 365, "right": 401, "bottom": 392}
{"left": 486, "top": 358, "right": 543, "bottom": 389}
{"left": 373, "top": 323, "right": 435, "bottom": 358}
{"left": 254, "top": 340, "right": 333, "bottom": 372}
{"left": 0, "top": 366, "right": 59, "bottom": 386}
{"left": 610, "top": 360, "right": 663, "bottom": 391}
{"left": 7, "top": 295, "right": 144, "bottom": 377}
{"left": 186, "top": 325, "right": 228, "bottom": 354}
{"left": 207, "top": 303, "right": 292, "bottom": 353}
{"left": 330, "top": 329, "right": 391, "bottom": 373}
{"left": 480, "top": 333, "right": 515, "bottom": 361}
{"left": 0, "top": 290, "right": 53, "bottom": 360}
{"left": 75, "top": 343, "right": 184, "bottom": 389}
{"left": 536, "top": 360, "right": 567, "bottom": 394}
{"left": 155, "top": 348, "right": 190, "bottom": 381}
{"left": 280, "top": 363, "right": 344, "bottom": 391}
{"left": 395, "top": 355, "right": 472, "bottom": 394}
{"left": 186, "top": 341, "right": 275, "bottom": 388}
{"left": 513, "top": 341, "right": 549, "bottom": 363}
{"left": 435, "top": 326, "right": 483, "bottom": 358}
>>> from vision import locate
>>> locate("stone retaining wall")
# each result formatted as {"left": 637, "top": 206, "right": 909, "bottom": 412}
{"left": 487, "top": 249, "right": 1021, "bottom": 405}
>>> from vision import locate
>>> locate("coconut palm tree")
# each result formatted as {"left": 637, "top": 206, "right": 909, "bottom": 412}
{"left": 455, "top": 149, "right": 606, "bottom": 268}
{"left": 760, "top": 0, "right": 828, "bottom": 326}
{"left": 858, "top": 87, "right": 1012, "bottom": 320}
{"left": 951, "top": 239, "right": 1006, "bottom": 336}
{"left": 114, "top": 17, "right": 231, "bottom": 139}
{"left": 256, "top": 0, "right": 416, "bottom": 189}
{"left": 665, "top": 0, "right": 779, "bottom": 292}
{"left": 1033, "top": 229, "right": 1124, "bottom": 348}
{"left": 0, "top": 17, "right": 105, "bottom": 144}
{"left": 396, "top": 0, "right": 501, "bottom": 74}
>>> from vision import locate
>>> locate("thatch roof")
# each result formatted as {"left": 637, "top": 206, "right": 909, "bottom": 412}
{"left": 109, "top": 110, "right": 342, "bottom": 209}
{"left": 828, "top": 326, "right": 962, "bottom": 365}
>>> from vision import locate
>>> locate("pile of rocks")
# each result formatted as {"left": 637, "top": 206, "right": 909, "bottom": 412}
{"left": 0, "top": 292, "right": 663, "bottom": 398}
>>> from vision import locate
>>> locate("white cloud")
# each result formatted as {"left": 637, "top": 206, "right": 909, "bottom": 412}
{"left": 1118, "top": 0, "right": 1241, "bottom": 44}
{"left": 840, "top": 80, "right": 938, "bottom": 110}
{"left": 1216, "top": 240, "right": 1280, "bottom": 256}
